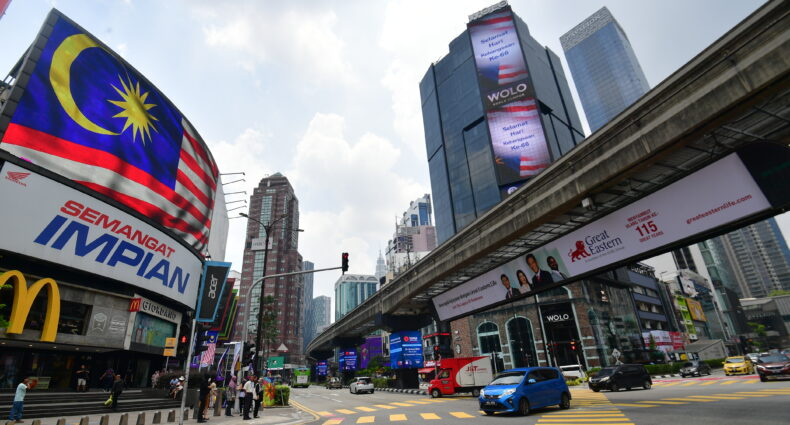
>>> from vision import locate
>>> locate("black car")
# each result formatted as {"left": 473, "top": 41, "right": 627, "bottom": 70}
{"left": 588, "top": 364, "right": 651, "bottom": 392}
{"left": 679, "top": 360, "right": 712, "bottom": 377}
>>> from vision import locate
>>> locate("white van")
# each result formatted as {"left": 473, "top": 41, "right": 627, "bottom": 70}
{"left": 559, "top": 364, "right": 587, "bottom": 381}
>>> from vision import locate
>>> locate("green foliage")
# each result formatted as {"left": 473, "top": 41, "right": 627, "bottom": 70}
{"left": 0, "top": 281, "right": 11, "bottom": 328}
{"left": 372, "top": 378, "right": 389, "bottom": 388}
{"left": 587, "top": 367, "right": 601, "bottom": 376}
{"left": 704, "top": 358, "right": 725, "bottom": 369}
{"left": 273, "top": 385, "right": 290, "bottom": 405}
{"left": 260, "top": 295, "right": 279, "bottom": 357}
{"left": 356, "top": 356, "right": 389, "bottom": 378}
{"left": 768, "top": 289, "right": 790, "bottom": 296}
{"left": 565, "top": 378, "right": 584, "bottom": 386}
{"left": 648, "top": 334, "right": 657, "bottom": 351}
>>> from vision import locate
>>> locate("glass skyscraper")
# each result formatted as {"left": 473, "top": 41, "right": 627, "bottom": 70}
{"left": 420, "top": 6, "right": 584, "bottom": 244}
{"left": 561, "top": 7, "right": 650, "bottom": 132}
{"left": 334, "top": 274, "right": 378, "bottom": 320}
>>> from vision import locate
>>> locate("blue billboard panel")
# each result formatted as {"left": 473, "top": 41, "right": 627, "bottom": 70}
{"left": 339, "top": 349, "right": 357, "bottom": 371}
{"left": 389, "top": 331, "right": 423, "bottom": 369}
{"left": 316, "top": 361, "right": 328, "bottom": 376}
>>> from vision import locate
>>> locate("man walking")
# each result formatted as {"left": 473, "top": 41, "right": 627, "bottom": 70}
{"left": 8, "top": 378, "right": 29, "bottom": 423}
{"left": 110, "top": 375, "right": 124, "bottom": 410}
{"left": 76, "top": 365, "right": 90, "bottom": 392}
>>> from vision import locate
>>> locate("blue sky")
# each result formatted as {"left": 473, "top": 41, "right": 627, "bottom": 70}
{"left": 2, "top": 0, "right": 783, "bottom": 314}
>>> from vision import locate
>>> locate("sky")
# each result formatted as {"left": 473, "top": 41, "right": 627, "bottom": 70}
{"left": 1, "top": 0, "right": 786, "bottom": 320}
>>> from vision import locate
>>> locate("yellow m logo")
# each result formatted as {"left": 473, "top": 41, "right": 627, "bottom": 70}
{"left": 1, "top": 270, "right": 61, "bottom": 342}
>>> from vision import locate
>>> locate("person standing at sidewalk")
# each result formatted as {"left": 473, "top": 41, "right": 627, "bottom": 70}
{"left": 110, "top": 375, "right": 124, "bottom": 411}
{"left": 224, "top": 376, "right": 237, "bottom": 417}
{"left": 252, "top": 376, "right": 262, "bottom": 418}
{"left": 7, "top": 378, "right": 29, "bottom": 423}
{"left": 242, "top": 376, "right": 256, "bottom": 420}
{"left": 197, "top": 376, "right": 209, "bottom": 423}
{"left": 76, "top": 365, "right": 90, "bottom": 392}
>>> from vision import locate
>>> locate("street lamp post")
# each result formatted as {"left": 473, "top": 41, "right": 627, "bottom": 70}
{"left": 239, "top": 212, "right": 303, "bottom": 372}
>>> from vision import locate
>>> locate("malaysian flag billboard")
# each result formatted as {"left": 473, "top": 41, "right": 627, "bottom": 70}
{"left": 0, "top": 10, "right": 218, "bottom": 253}
{"left": 467, "top": 6, "right": 551, "bottom": 187}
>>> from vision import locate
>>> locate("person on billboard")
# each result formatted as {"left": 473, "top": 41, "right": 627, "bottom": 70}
{"left": 526, "top": 253, "right": 554, "bottom": 288}
{"left": 500, "top": 274, "right": 521, "bottom": 299}
{"left": 515, "top": 270, "right": 532, "bottom": 293}
{"left": 546, "top": 256, "right": 568, "bottom": 281}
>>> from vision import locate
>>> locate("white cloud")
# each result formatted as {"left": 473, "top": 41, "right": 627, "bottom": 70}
{"left": 287, "top": 113, "right": 427, "bottom": 297}
{"left": 377, "top": 0, "right": 486, "bottom": 158}
{"left": 195, "top": 2, "right": 355, "bottom": 83}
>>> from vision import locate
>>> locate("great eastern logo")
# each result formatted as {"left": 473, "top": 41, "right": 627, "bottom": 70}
{"left": 5, "top": 171, "right": 31, "bottom": 186}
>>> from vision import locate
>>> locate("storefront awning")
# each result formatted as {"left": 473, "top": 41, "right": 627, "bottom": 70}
{"left": 418, "top": 367, "right": 435, "bottom": 374}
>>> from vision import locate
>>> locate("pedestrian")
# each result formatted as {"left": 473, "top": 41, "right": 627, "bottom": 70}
{"left": 7, "top": 378, "right": 29, "bottom": 423}
{"left": 151, "top": 370, "right": 160, "bottom": 389}
{"left": 198, "top": 376, "right": 209, "bottom": 423}
{"left": 208, "top": 377, "right": 218, "bottom": 409}
{"left": 100, "top": 369, "right": 114, "bottom": 392}
{"left": 242, "top": 376, "right": 256, "bottom": 420}
{"left": 252, "top": 376, "right": 262, "bottom": 418}
{"left": 110, "top": 374, "right": 124, "bottom": 410}
{"left": 224, "top": 376, "right": 237, "bottom": 417}
{"left": 75, "top": 365, "right": 90, "bottom": 392}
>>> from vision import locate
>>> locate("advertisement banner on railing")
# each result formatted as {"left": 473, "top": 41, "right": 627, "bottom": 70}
{"left": 433, "top": 153, "right": 771, "bottom": 321}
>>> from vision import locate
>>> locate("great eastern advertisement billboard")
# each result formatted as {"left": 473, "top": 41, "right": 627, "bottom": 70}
{"left": 0, "top": 161, "right": 202, "bottom": 308}
{"left": 433, "top": 151, "right": 776, "bottom": 321}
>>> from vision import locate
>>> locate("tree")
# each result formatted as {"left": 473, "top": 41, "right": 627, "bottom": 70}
{"left": 768, "top": 289, "right": 790, "bottom": 297}
{"left": 259, "top": 295, "right": 280, "bottom": 369}
{"left": 747, "top": 322, "right": 768, "bottom": 349}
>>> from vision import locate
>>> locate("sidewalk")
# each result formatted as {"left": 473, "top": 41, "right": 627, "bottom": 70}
{"left": 10, "top": 405, "right": 314, "bottom": 425}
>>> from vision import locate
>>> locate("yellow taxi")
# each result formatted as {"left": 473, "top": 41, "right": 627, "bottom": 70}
{"left": 723, "top": 356, "right": 754, "bottom": 375}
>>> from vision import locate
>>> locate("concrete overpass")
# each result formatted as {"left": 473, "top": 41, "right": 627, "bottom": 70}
{"left": 307, "top": 0, "right": 790, "bottom": 359}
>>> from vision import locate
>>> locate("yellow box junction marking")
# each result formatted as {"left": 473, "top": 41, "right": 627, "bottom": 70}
{"left": 420, "top": 413, "right": 441, "bottom": 420}
{"left": 354, "top": 407, "right": 377, "bottom": 412}
{"left": 356, "top": 416, "right": 374, "bottom": 424}
{"left": 450, "top": 412, "right": 475, "bottom": 418}
{"left": 336, "top": 409, "right": 356, "bottom": 415}
{"left": 389, "top": 414, "right": 407, "bottom": 421}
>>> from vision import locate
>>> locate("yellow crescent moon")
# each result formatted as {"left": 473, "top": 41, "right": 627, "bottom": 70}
{"left": 50, "top": 34, "right": 118, "bottom": 135}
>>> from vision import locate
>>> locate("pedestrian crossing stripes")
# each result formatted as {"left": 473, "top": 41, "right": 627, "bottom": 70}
{"left": 652, "top": 378, "right": 760, "bottom": 387}
{"left": 535, "top": 390, "right": 636, "bottom": 425}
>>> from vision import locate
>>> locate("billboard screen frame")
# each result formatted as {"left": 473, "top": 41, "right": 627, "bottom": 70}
{"left": 0, "top": 9, "right": 218, "bottom": 256}
{"left": 432, "top": 149, "right": 780, "bottom": 322}
{"left": 467, "top": 5, "right": 553, "bottom": 188}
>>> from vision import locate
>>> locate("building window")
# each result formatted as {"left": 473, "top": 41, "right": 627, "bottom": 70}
{"left": 506, "top": 317, "right": 538, "bottom": 368}
{"left": 477, "top": 322, "right": 504, "bottom": 372}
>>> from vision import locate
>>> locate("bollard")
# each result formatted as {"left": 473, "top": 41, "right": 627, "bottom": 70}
{"left": 118, "top": 413, "right": 129, "bottom": 425}
{"left": 152, "top": 411, "right": 161, "bottom": 424}
{"left": 32, "top": 420, "right": 42, "bottom": 425}
{"left": 214, "top": 392, "right": 223, "bottom": 417}
{"left": 193, "top": 404, "right": 200, "bottom": 420}
{"left": 57, "top": 419, "right": 66, "bottom": 425}
{"left": 80, "top": 416, "right": 90, "bottom": 425}
{"left": 167, "top": 410, "right": 175, "bottom": 423}
{"left": 136, "top": 412, "right": 146, "bottom": 425}
{"left": 182, "top": 409, "right": 189, "bottom": 421}
{"left": 100, "top": 415, "right": 110, "bottom": 425}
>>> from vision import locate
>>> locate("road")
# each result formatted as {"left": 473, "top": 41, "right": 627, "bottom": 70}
{"left": 290, "top": 375, "right": 790, "bottom": 425}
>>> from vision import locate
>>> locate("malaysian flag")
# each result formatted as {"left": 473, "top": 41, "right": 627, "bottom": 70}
{"left": 201, "top": 342, "right": 216, "bottom": 367}
{"left": 0, "top": 10, "right": 217, "bottom": 251}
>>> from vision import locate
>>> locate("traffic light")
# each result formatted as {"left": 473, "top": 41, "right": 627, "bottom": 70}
{"left": 570, "top": 340, "right": 577, "bottom": 351}
{"left": 433, "top": 345, "right": 440, "bottom": 360}
{"left": 341, "top": 252, "right": 349, "bottom": 273}
{"left": 195, "top": 331, "right": 208, "bottom": 354}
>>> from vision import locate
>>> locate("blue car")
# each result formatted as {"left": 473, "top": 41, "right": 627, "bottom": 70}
{"left": 479, "top": 367, "right": 571, "bottom": 415}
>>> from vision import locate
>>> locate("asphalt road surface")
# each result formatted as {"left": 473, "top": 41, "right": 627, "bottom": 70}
{"left": 291, "top": 374, "right": 790, "bottom": 425}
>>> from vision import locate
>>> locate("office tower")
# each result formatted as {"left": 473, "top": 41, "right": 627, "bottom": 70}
{"left": 421, "top": 4, "right": 584, "bottom": 244}
{"left": 302, "top": 260, "right": 315, "bottom": 348}
{"left": 560, "top": 7, "right": 650, "bottom": 132}
{"left": 312, "top": 295, "right": 332, "bottom": 333}
{"left": 386, "top": 194, "right": 438, "bottom": 276}
{"left": 700, "top": 218, "right": 790, "bottom": 298}
{"left": 236, "top": 173, "right": 304, "bottom": 363}
{"left": 375, "top": 251, "right": 386, "bottom": 282}
{"left": 334, "top": 274, "right": 378, "bottom": 320}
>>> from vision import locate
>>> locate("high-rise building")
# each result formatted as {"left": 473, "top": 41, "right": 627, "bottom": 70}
{"left": 375, "top": 251, "right": 386, "bottom": 282}
{"left": 386, "top": 194, "right": 438, "bottom": 276}
{"left": 312, "top": 295, "right": 332, "bottom": 335}
{"left": 302, "top": 260, "right": 315, "bottom": 349}
{"left": 699, "top": 217, "right": 790, "bottom": 298}
{"left": 421, "top": 4, "right": 584, "bottom": 244}
{"left": 560, "top": 7, "right": 650, "bottom": 132}
{"left": 236, "top": 173, "right": 305, "bottom": 364}
{"left": 334, "top": 274, "right": 378, "bottom": 320}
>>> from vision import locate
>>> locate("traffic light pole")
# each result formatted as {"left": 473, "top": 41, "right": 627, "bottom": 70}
{"left": 178, "top": 317, "right": 198, "bottom": 425}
